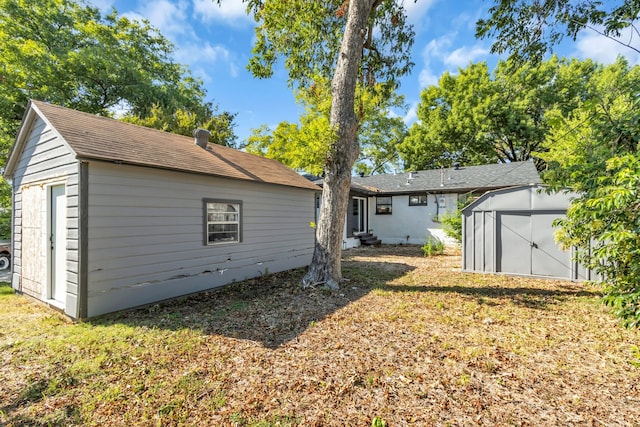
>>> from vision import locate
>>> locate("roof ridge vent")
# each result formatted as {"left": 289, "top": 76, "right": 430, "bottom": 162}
{"left": 193, "top": 128, "right": 211, "bottom": 148}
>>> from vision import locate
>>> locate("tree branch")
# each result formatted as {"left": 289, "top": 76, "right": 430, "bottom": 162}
{"left": 570, "top": 19, "right": 640, "bottom": 55}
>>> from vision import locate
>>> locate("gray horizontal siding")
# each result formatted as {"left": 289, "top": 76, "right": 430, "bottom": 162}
{"left": 11, "top": 118, "right": 77, "bottom": 187}
{"left": 86, "top": 161, "right": 316, "bottom": 316}
{"left": 10, "top": 116, "right": 79, "bottom": 317}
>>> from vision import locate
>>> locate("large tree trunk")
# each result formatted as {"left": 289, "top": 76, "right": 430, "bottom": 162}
{"left": 302, "top": 0, "right": 374, "bottom": 289}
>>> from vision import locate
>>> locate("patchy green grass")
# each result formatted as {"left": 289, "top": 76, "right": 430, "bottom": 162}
{"left": 1, "top": 245, "right": 639, "bottom": 426}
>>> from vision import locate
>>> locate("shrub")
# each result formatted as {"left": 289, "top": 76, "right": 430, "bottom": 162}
{"left": 421, "top": 236, "right": 444, "bottom": 257}
{"left": 440, "top": 210, "right": 462, "bottom": 243}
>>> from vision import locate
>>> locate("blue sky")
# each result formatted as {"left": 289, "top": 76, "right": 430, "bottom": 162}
{"left": 92, "top": 0, "right": 640, "bottom": 143}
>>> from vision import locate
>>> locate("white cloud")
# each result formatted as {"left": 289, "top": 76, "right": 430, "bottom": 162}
{"left": 574, "top": 27, "right": 640, "bottom": 66}
{"left": 193, "top": 0, "right": 252, "bottom": 25}
{"left": 115, "top": 0, "right": 241, "bottom": 85}
{"left": 134, "top": 0, "right": 193, "bottom": 40}
{"left": 415, "top": 35, "right": 454, "bottom": 88}
{"left": 402, "top": 0, "right": 438, "bottom": 27}
{"left": 418, "top": 68, "right": 439, "bottom": 87}
{"left": 176, "top": 42, "right": 238, "bottom": 79}
{"left": 91, "top": 0, "right": 115, "bottom": 12}
{"left": 444, "top": 45, "right": 489, "bottom": 68}
{"left": 403, "top": 101, "right": 418, "bottom": 125}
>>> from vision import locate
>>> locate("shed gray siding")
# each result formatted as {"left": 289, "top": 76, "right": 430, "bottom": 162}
{"left": 462, "top": 185, "right": 587, "bottom": 281}
{"left": 10, "top": 116, "right": 79, "bottom": 317}
{"left": 85, "top": 162, "right": 315, "bottom": 317}
{"left": 6, "top": 101, "right": 320, "bottom": 320}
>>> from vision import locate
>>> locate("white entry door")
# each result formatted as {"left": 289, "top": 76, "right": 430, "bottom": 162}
{"left": 50, "top": 185, "right": 67, "bottom": 304}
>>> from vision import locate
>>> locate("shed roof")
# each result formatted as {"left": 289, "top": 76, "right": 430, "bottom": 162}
{"left": 340, "top": 162, "right": 541, "bottom": 195}
{"left": 5, "top": 100, "right": 319, "bottom": 191}
{"left": 462, "top": 184, "right": 579, "bottom": 213}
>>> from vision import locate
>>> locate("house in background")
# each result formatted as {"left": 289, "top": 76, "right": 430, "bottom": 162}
{"left": 316, "top": 162, "right": 542, "bottom": 248}
{"left": 462, "top": 184, "right": 589, "bottom": 281}
{"left": 4, "top": 100, "right": 319, "bottom": 319}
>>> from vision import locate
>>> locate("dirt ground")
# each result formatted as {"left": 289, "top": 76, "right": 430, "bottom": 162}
{"left": 1, "top": 245, "right": 639, "bottom": 426}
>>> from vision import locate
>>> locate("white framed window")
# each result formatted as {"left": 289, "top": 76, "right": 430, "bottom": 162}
{"left": 204, "top": 199, "right": 242, "bottom": 245}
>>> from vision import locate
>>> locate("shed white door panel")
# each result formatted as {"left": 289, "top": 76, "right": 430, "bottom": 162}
{"left": 50, "top": 184, "right": 67, "bottom": 304}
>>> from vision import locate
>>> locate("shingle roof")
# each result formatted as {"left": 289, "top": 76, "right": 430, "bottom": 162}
{"left": 8, "top": 100, "right": 319, "bottom": 191}
{"left": 346, "top": 162, "right": 542, "bottom": 195}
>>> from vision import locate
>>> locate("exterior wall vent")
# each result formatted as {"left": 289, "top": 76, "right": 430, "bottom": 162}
{"left": 193, "top": 128, "right": 210, "bottom": 148}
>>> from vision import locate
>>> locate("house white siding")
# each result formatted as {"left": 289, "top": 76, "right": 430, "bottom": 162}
{"left": 367, "top": 193, "right": 458, "bottom": 245}
{"left": 10, "top": 117, "right": 79, "bottom": 316}
{"left": 86, "top": 162, "right": 315, "bottom": 316}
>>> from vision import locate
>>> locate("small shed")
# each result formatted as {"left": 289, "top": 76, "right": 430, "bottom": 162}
{"left": 4, "top": 100, "right": 320, "bottom": 319}
{"left": 462, "top": 185, "right": 589, "bottom": 281}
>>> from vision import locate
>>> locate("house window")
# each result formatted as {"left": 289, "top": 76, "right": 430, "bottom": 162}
{"left": 409, "top": 194, "right": 428, "bottom": 206}
{"left": 376, "top": 196, "right": 392, "bottom": 214}
{"left": 204, "top": 199, "right": 241, "bottom": 245}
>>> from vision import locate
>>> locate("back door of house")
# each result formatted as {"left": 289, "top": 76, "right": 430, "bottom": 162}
{"left": 50, "top": 184, "right": 67, "bottom": 304}
{"left": 497, "top": 211, "right": 570, "bottom": 278}
{"left": 352, "top": 197, "right": 366, "bottom": 234}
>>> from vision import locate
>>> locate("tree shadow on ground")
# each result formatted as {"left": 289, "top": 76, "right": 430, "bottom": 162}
{"left": 378, "top": 282, "right": 600, "bottom": 310}
{"left": 98, "top": 261, "right": 416, "bottom": 349}
{"left": 97, "top": 249, "right": 599, "bottom": 349}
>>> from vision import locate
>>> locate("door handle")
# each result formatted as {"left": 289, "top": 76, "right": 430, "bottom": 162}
{"left": 530, "top": 241, "right": 538, "bottom": 249}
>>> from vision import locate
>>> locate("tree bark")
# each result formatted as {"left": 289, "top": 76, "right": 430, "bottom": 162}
{"left": 303, "top": 0, "right": 374, "bottom": 289}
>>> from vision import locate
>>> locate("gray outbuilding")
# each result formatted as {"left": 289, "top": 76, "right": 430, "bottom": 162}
{"left": 462, "top": 185, "right": 590, "bottom": 281}
{"left": 4, "top": 101, "right": 320, "bottom": 319}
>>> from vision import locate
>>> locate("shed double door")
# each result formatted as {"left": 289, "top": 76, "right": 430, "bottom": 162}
{"left": 496, "top": 211, "right": 570, "bottom": 278}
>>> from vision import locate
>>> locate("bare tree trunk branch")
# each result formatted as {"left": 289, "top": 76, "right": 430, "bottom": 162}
{"left": 303, "top": 0, "right": 375, "bottom": 289}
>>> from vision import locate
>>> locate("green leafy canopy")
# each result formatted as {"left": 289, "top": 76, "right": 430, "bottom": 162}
{"left": 399, "top": 56, "right": 601, "bottom": 171}
{"left": 245, "top": 77, "right": 407, "bottom": 175}
{"left": 540, "top": 57, "right": 640, "bottom": 327}
{"left": 477, "top": 0, "right": 640, "bottom": 62}
{"left": 0, "top": 0, "right": 238, "bottom": 239}
{"left": 0, "top": 0, "right": 237, "bottom": 152}
{"left": 246, "top": 0, "right": 415, "bottom": 92}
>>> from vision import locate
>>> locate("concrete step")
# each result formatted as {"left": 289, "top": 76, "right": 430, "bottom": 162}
{"left": 358, "top": 233, "right": 381, "bottom": 246}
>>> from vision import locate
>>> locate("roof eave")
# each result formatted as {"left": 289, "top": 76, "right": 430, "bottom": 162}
{"left": 76, "top": 155, "right": 321, "bottom": 192}
{"left": 5, "top": 101, "right": 80, "bottom": 179}
{"left": 4, "top": 102, "right": 38, "bottom": 178}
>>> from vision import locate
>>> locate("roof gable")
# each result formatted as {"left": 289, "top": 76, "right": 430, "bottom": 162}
{"left": 5, "top": 101, "right": 319, "bottom": 191}
{"left": 348, "top": 162, "right": 542, "bottom": 195}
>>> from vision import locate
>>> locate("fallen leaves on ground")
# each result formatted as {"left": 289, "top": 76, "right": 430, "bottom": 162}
{"left": 1, "top": 245, "right": 638, "bottom": 426}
